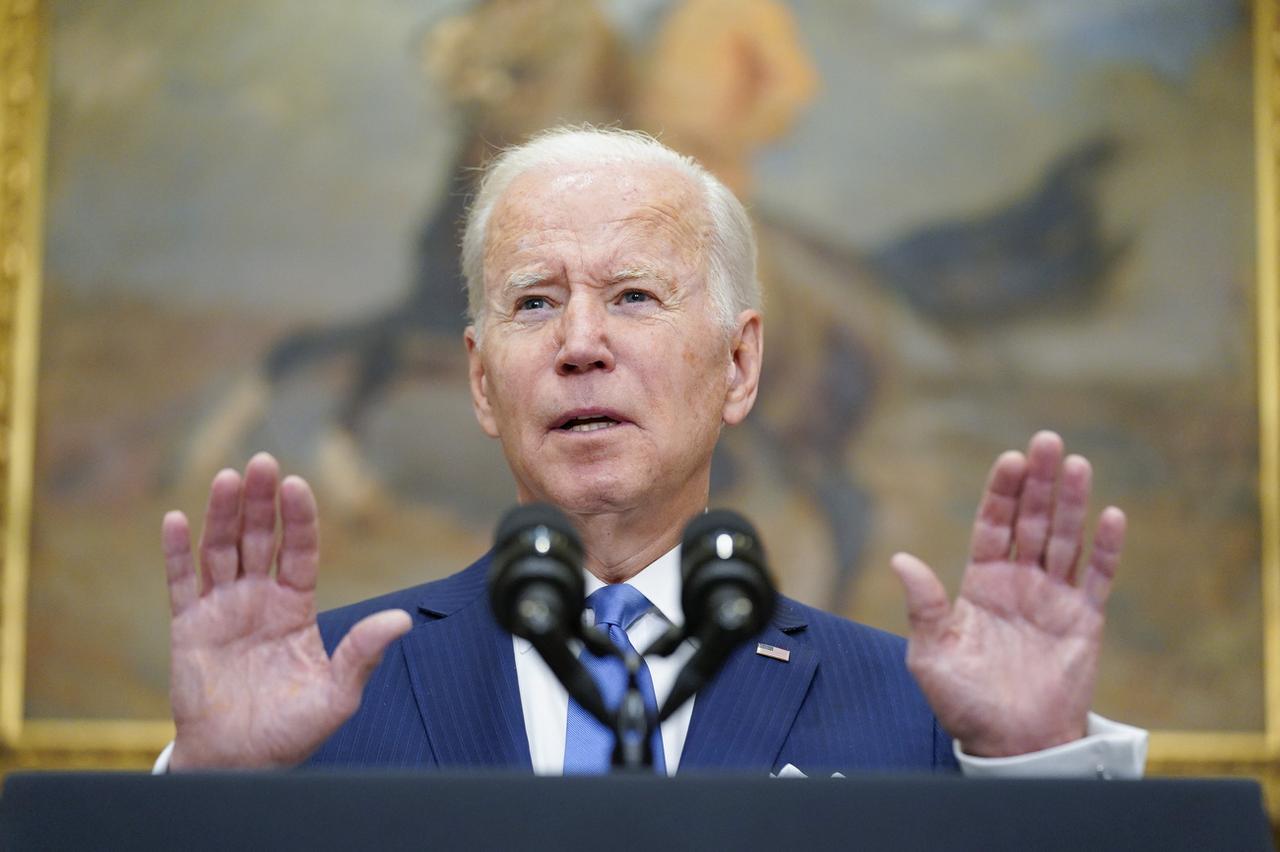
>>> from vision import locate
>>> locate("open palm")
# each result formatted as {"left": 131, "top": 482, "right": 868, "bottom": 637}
{"left": 163, "top": 455, "right": 410, "bottom": 769}
{"left": 892, "top": 431, "right": 1126, "bottom": 757}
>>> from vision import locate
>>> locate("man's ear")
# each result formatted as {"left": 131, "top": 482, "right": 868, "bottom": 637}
{"left": 722, "top": 309, "right": 763, "bottom": 426}
{"left": 465, "top": 326, "right": 500, "bottom": 438}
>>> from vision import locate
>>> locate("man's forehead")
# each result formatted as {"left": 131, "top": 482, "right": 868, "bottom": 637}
{"left": 490, "top": 161, "right": 704, "bottom": 231}
{"left": 480, "top": 162, "right": 711, "bottom": 296}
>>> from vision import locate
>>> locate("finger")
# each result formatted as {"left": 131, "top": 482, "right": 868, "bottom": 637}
{"left": 239, "top": 452, "right": 281, "bottom": 577}
{"left": 891, "top": 552, "right": 951, "bottom": 643}
{"left": 1084, "top": 507, "right": 1127, "bottom": 610}
{"left": 330, "top": 609, "right": 413, "bottom": 702}
{"left": 198, "top": 468, "right": 244, "bottom": 590}
{"left": 1044, "top": 455, "right": 1091, "bottom": 583}
{"left": 1012, "top": 430, "right": 1063, "bottom": 566}
{"left": 162, "top": 511, "right": 199, "bottom": 615}
{"left": 277, "top": 475, "right": 320, "bottom": 592}
{"left": 969, "top": 451, "right": 1027, "bottom": 563}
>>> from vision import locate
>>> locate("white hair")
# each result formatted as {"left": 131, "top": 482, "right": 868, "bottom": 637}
{"left": 461, "top": 126, "right": 759, "bottom": 341}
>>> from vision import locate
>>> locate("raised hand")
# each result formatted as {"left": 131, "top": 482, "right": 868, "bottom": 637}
{"left": 891, "top": 431, "right": 1126, "bottom": 757}
{"left": 162, "top": 453, "right": 412, "bottom": 769}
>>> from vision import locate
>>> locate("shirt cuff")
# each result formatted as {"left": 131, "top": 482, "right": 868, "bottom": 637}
{"left": 954, "top": 713, "right": 1148, "bottom": 779}
{"left": 153, "top": 740, "right": 175, "bottom": 775}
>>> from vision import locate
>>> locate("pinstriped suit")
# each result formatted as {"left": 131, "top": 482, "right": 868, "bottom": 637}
{"left": 306, "top": 555, "right": 959, "bottom": 774}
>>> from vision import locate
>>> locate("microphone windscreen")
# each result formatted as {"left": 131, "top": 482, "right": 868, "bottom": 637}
{"left": 489, "top": 503, "right": 584, "bottom": 640}
{"left": 680, "top": 509, "right": 760, "bottom": 551}
{"left": 494, "top": 503, "right": 580, "bottom": 550}
{"left": 679, "top": 509, "right": 774, "bottom": 635}
{"left": 660, "top": 509, "right": 775, "bottom": 723}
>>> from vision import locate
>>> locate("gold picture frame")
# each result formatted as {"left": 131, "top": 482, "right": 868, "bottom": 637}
{"left": 1, "top": 0, "right": 1278, "bottom": 810}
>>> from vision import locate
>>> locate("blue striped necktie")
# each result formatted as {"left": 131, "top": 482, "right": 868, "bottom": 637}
{"left": 563, "top": 584, "right": 667, "bottom": 774}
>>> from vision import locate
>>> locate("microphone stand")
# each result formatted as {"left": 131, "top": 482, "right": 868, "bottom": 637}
{"left": 532, "top": 589, "right": 763, "bottom": 771}
{"left": 580, "top": 626, "right": 658, "bottom": 773}
{"left": 526, "top": 615, "right": 664, "bottom": 773}
{"left": 600, "top": 624, "right": 689, "bottom": 771}
{"left": 611, "top": 649, "right": 653, "bottom": 772}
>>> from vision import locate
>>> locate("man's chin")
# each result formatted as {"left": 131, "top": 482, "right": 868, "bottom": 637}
{"left": 528, "top": 473, "right": 645, "bottom": 517}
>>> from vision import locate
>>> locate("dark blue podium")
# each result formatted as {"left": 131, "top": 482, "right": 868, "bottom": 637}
{"left": 1, "top": 772, "right": 1271, "bottom": 851}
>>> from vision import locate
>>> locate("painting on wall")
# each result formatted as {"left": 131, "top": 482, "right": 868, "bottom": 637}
{"left": 29, "top": 0, "right": 1260, "bottom": 736}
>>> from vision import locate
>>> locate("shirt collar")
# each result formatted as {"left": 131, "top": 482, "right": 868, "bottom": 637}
{"left": 583, "top": 544, "right": 684, "bottom": 628}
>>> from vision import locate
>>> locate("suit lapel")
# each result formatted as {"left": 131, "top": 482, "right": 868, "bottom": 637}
{"left": 400, "top": 559, "right": 532, "bottom": 771}
{"left": 678, "top": 599, "right": 816, "bottom": 772}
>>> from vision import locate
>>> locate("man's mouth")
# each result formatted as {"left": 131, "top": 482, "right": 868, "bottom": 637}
{"left": 553, "top": 410, "right": 628, "bottom": 433}
{"left": 558, "top": 415, "right": 621, "bottom": 433}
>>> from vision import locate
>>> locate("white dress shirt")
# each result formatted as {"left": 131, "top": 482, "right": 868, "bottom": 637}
{"left": 155, "top": 546, "right": 1148, "bottom": 776}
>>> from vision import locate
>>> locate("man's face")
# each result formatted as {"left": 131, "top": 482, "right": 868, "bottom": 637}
{"left": 465, "top": 163, "right": 760, "bottom": 517}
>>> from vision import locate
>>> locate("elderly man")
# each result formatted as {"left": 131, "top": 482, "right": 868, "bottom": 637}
{"left": 156, "top": 127, "right": 1144, "bottom": 776}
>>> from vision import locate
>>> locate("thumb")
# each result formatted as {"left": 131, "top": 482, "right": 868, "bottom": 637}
{"left": 331, "top": 609, "right": 413, "bottom": 701}
{"left": 891, "top": 552, "right": 951, "bottom": 640}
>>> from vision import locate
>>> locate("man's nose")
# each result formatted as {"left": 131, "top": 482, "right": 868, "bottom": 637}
{"left": 555, "top": 297, "right": 615, "bottom": 375}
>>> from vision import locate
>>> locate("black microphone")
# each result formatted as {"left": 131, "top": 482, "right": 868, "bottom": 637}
{"left": 657, "top": 510, "right": 776, "bottom": 722}
{"left": 489, "top": 503, "right": 584, "bottom": 641}
{"left": 488, "top": 504, "right": 611, "bottom": 726}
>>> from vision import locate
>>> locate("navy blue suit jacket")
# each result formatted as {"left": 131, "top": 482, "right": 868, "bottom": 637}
{"left": 307, "top": 555, "right": 959, "bottom": 774}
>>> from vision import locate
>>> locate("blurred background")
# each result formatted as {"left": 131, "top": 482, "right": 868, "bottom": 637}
{"left": 33, "top": 0, "right": 1259, "bottom": 734}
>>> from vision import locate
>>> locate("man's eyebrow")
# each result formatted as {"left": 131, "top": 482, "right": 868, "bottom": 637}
{"left": 608, "top": 265, "right": 671, "bottom": 285}
{"left": 502, "top": 270, "right": 551, "bottom": 292}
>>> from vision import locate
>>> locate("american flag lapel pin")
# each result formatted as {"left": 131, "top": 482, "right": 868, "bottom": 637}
{"left": 756, "top": 642, "right": 790, "bottom": 663}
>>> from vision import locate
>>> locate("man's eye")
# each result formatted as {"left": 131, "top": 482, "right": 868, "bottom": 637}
{"left": 517, "top": 296, "right": 548, "bottom": 311}
{"left": 620, "top": 290, "right": 651, "bottom": 304}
